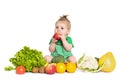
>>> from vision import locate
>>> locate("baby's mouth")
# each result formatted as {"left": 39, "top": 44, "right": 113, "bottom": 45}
{"left": 56, "top": 32, "right": 61, "bottom": 35}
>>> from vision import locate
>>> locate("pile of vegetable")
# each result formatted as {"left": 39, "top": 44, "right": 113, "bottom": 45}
{"left": 5, "top": 46, "right": 46, "bottom": 72}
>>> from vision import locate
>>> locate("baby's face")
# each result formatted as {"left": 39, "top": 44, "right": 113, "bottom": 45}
{"left": 55, "top": 21, "right": 69, "bottom": 36}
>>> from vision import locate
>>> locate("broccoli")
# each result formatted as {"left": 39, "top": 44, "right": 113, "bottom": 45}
{"left": 51, "top": 55, "right": 65, "bottom": 63}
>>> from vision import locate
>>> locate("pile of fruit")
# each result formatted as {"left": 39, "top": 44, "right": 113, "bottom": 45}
{"left": 31, "top": 62, "right": 77, "bottom": 74}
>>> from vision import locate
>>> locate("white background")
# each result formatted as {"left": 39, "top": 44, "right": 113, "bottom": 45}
{"left": 0, "top": 0, "right": 120, "bottom": 80}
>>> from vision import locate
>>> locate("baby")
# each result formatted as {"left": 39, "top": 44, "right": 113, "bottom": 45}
{"left": 44, "top": 15, "right": 76, "bottom": 63}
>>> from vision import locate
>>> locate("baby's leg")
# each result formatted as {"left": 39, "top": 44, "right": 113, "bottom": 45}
{"left": 67, "top": 56, "right": 76, "bottom": 63}
{"left": 44, "top": 55, "right": 53, "bottom": 63}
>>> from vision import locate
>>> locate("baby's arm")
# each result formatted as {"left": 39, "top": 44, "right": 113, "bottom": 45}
{"left": 62, "top": 39, "right": 72, "bottom": 51}
{"left": 60, "top": 35, "right": 72, "bottom": 51}
{"left": 49, "top": 38, "right": 57, "bottom": 53}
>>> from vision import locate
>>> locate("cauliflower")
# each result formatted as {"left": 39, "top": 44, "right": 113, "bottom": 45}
{"left": 77, "top": 54, "right": 105, "bottom": 73}
{"left": 77, "top": 56, "right": 98, "bottom": 69}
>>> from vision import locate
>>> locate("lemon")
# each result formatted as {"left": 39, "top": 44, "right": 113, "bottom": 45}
{"left": 98, "top": 52, "right": 116, "bottom": 72}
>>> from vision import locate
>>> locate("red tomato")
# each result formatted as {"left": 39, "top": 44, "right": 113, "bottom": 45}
{"left": 16, "top": 66, "right": 26, "bottom": 74}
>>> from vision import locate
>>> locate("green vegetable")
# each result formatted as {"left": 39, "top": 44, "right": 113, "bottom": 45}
{"left": 4, "top": 66, "right": 15, "bottom": 71}
{"left": 51, "top": 55, "right": 65, "bottom": 63}
{"left": 9, "top": 46, "right": 46, "bottom": 72}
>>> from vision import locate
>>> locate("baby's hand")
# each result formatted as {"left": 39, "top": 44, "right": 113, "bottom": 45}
{"left": 52, "top": 38, "right": 58, "bottom": 43}
{"left": 59, "top": 34, "right": 66, "bottom": 41}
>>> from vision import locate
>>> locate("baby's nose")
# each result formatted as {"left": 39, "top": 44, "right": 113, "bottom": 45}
{"left": 57, "top": 30, "right": 61, "bottom": 33}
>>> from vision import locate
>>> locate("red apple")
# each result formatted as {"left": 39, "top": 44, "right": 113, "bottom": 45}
{"left": 53, "top": 33, "right": 61, "bottom": 40}
{"left": 45, "top": 63, "right": 56, "bottom": 74}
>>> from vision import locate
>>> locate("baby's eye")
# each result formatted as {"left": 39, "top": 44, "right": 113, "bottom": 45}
{"left": 56, "top": 26, "right": 58, "bottom": 29}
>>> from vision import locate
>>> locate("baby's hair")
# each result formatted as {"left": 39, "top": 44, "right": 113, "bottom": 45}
{"left": 56, "top": 15, "right": 71, "bottom": 30}
{"left": 58, "top": 15, "right": 69, "bottom": 21}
